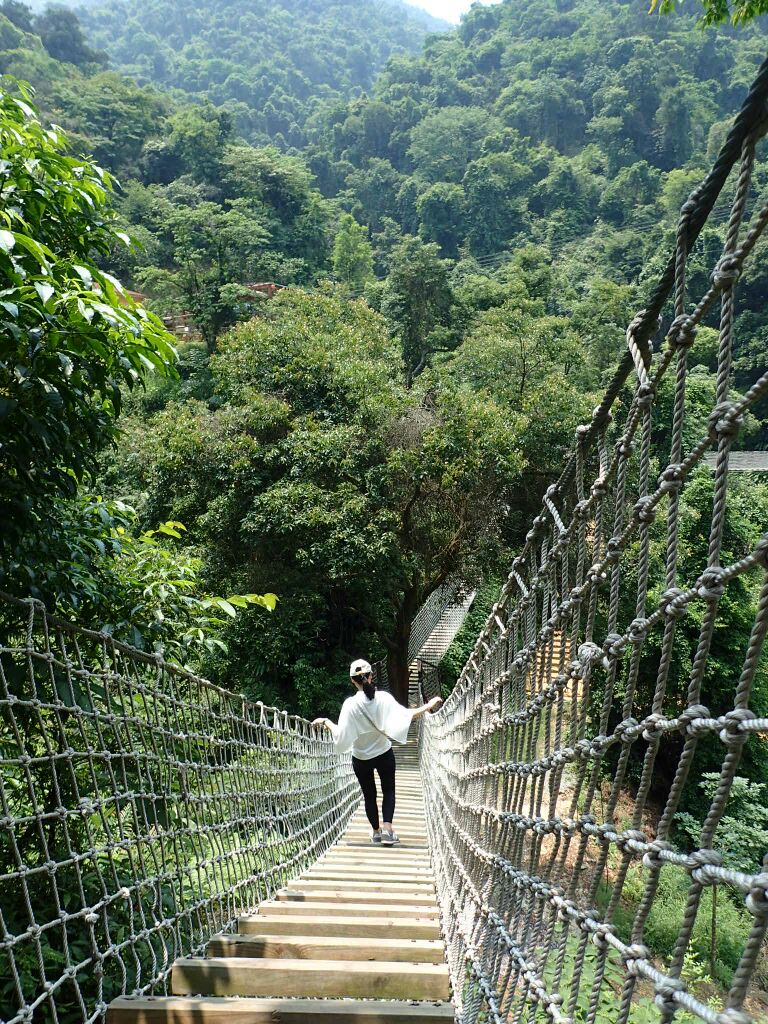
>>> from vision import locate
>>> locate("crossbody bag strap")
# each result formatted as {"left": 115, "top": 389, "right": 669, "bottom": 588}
{"left": 358, "top": 704, "right": 396, "bottom": 744}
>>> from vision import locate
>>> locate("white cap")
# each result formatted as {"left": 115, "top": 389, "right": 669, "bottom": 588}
{"left": 349, "top": 659, "right": 372, "bottom": 677}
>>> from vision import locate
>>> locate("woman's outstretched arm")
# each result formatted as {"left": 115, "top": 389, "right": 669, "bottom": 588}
{"left": 410, "top": 695, "right": 443, "bottom": 719}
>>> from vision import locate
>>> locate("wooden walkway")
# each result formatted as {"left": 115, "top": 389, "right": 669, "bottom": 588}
{"left": 108, "top": 739, "right": 454, "bottom": 1022}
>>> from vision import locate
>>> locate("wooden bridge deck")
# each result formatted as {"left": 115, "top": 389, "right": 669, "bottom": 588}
{"left": 107, "top": 739, "right": 454, "bottom": 1022}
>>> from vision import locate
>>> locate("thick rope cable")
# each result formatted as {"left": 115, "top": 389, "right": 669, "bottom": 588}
{"left": 420, "top": 56, "right": 768, "bottom": 1024}
{"left": 0, "top": 593, "right": 359, "bottom": 1024}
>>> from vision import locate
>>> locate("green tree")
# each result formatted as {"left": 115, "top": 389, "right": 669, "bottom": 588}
{"left": 134, "top": 187, "right": 272, "bottom": 352}
{"left": 380, "top": 236, "right": 454, "bottom": 385}
{"left": 0, "top": 1, "right": 33, "bottom": 33}
{"left": 408, "top": 106, "right": 494, "bottom": 183}
{"left": 34, "top": 5, "right": 106, "bottom": 67}
{"left": 104, "top": 291, "right": 529, "bottom": 706}
{"left": 416, "top": 182, "right": 466, "bottom": 256}
{"left": 0, "top": 81, "right": 174, "bottom": 559}
{"left": 332, "top": 213, "right": 374, "bottom": 290}
{"left": 654, "top": 0, "right": 768, "bottom": 25}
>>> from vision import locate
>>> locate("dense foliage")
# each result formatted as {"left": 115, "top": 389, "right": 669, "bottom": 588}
{"left": 2, "top": 0, "right": 768, "bottom": 1008}
{"left": 77, "top": 0, "right": 446, "bottom": 147}
{"left": 0, "top": 80, "right": 174, "bottom": 557}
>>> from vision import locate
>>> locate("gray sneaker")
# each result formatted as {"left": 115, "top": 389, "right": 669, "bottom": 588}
{"left": 380, "top": 829, "right": 400, "bottom": 846}
{"left": 371, "top": 830, "right": 382, "bottom": 844}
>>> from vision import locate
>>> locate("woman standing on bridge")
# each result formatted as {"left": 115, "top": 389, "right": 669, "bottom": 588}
{"left": 313, "top": 658, "right": 442, "bottom": 846}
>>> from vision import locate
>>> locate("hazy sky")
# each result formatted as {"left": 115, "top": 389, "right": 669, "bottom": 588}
{"left": 417, "top": 0, "right": 497, "bottom": 24}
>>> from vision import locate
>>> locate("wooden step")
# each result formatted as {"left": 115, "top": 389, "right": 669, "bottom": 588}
{"left": 172, "top": 957, "right": 451, "bottom": 1000}
{"left": 239, "top": 914, "right": 441, "bottom": 939}
{"left": 304, "top": 869, "right": 434, "bottom": 885}
{"left": 207, "top": 932, "right": 446, "bottom": 963}
{"left": 276, "top": 887, "right": 436, "bottom": 906}
{"left": 257, "top": 899, "right": 439, "bottom": 918}
{"left": 319, "top": 849, "right": 432, "bottom": 862}
{"left": 290, "top": 878, "right": 434, "bottom": 894}
{"left": 308, "top": 857, "right": 433, "bottom": 871}
{"left": 108, "top": 996, "right": 455, "bottom": 1022}
{"left": 342, "top": 841, "right": 429, "bottom": 849}
{"left": 312, "top": 850, "right": 433, "bottom": 863}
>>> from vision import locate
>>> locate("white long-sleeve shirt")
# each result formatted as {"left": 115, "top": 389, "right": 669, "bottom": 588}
{"left": 330, "top": 690, "right": 413, "bottom": 759}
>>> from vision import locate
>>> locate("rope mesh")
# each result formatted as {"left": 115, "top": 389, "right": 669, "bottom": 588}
{"left": 0, "top": 594, "right": 358, "bottom": 1024}
{"left": 420, "top": 57, "right": 768, "bottom": 1024}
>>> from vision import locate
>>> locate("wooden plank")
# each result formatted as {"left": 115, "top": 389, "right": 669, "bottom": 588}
{"left": 305, "top": 870, "right": 434, "bottom": 883}
{"left": 238, "top": 914, "right": 441, "bottom": 939}
{"left": 171, "top": 957, "right": 450, "bottom": 1001}
{"left": 108, "top": 995, "right": 455, "bottom": 1022}
{"left": 289, "top": 879, "right": 434, "bottom": 894}
{"left": 276, "top": 888, "right": 436, "bottom": 906}
{"left": 319, "top": 852, "right": 432, "bottom": 864}
{"left": 206, "top": 932, "right": 446, "bottom": 963}
{"left": 303, "top": 871, "right": 434, "bottom": 885}
{"left": 256, "top": 900, "right": 439, "bottom": 918}
{"left": 342, "top": 841, "right": 429, "bottom": 850}
{"left": 318, "top": 854, "right": 432, "bottom": 865}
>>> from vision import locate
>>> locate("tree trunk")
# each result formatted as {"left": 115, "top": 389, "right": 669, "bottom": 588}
{"left": 386, "top": 591, "right": 418, "bottom": 706}
{"left": 386, "top": 642, "right": 411, "bottom": 707}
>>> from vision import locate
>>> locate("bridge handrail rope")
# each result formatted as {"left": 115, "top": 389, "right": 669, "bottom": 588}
{"left": 419, "top": 52, "right": 768, "bottom": 1024}
{"left": 0, "top": 592, "right": 358, "bottom": 1024}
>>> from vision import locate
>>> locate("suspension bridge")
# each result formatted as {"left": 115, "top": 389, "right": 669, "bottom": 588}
{"left": 4, "top": 50, "right": 768, "bottom": 1024}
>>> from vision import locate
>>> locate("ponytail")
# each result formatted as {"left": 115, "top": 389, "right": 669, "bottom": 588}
{"left": 362, "top": 678, "right": 376, "bottom": 701}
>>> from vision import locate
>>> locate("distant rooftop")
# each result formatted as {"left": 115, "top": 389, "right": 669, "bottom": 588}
{"left": 703, "top": 451, "right": 768, "bottom": 471}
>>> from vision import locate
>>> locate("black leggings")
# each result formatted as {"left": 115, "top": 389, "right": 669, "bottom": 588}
{"left": 352, "top": 747, "right": 396, "bottom": 830}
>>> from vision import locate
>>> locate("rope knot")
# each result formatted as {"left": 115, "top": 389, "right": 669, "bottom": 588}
{"left": 753, "top": 535, "right": 768, "bottom": 569}
{"left": 688, "top": 847, "right": 722, "bottom": 881}
{"left": 667, "top": 315, "right": 697, "bottom": 350}
{"left": 629, "top": 618, "right": 650, "bottom": 644}
{"left": 622, "top": 942, "right": 652, "bottom": 968}
{"left": 642, "top": 712, "right": 664, "bottom": 742}
{"left": 617, "top": 828, "right": 646, "bottom": 853}
{"left": 634, "top": 495, "right": 656, "bottom": 524}
{"left": 654, "top": 974, "right": 684, "bottom": 1015}
{"left": 618, "top": 439, "right": 634, "bottom": 459}
{"left": 719, "top": 708, "right": 756, "bottom": 747}
{"left": 697, "top": 566, "right": 729, "bottom": 601}
{"left": 678, "top": 704, "right": 710, "bottom": 733}
{"left": 602, "top": 632, "right": 624, "bottom": 665}
{"left": 573, "top": 499, "right": 591, "bottom": 521}
{"left": 637, "top": 381, "right": 656, "bottom": 407}
{"left": 746, "top": 872, "right": 768, "bottom": 916}
{"left": 576, "top": 641, "right": 604, "bottom": 676}
{"left": 708, "top": 401, "right": 744, "bottom": 441}
{"left": 680, "top": 194, "right": 699, "bottom": 218}
{"left": 605, "top": 537, "right": 621, "bottom": 564}
{"left": 591, "top": 477, "right": 609, "bottom": 499}
{"left": 659, "top": 463, "right": 684, "bottom": 494}
{"left": 576, "top": 424, "right": 591, "bottom": 444}
{"left": 616, "top": 717, "right": 639, "bottom": 742}
{"left": 710, "top": 254, "right": 741, "bottom": 290}
{"left": 660, "top": 587, "right": 687, "bottom": 620}
{"left": 642, "top": 839, "right": 673, "bottom": 870}
{"left": 575, "top": 738, "right": 594, "bottom": 760}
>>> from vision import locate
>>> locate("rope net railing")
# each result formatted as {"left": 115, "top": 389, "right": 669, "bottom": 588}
{"left": 0, "top": 593, "right": 358, "bottom": 1024}
{"left": 420, "top": 55, "right": 768, "bottom": 1024}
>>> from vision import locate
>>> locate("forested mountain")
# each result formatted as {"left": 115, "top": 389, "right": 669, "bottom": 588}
{"left": 317, "top": 0, "right": 766, "bottom": 256}
{"left": 75, "top": 0, "right": 447, "bottom": 146}
{"left": 2, "top": 1, "right": 768, "bottom": 960}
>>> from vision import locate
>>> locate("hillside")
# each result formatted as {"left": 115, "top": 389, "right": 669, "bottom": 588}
{"left": 75, "top": 0, "right": 448, "bottom": 147}
{"left": 317, "top": 0, "right": 768, "bottom": 256}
